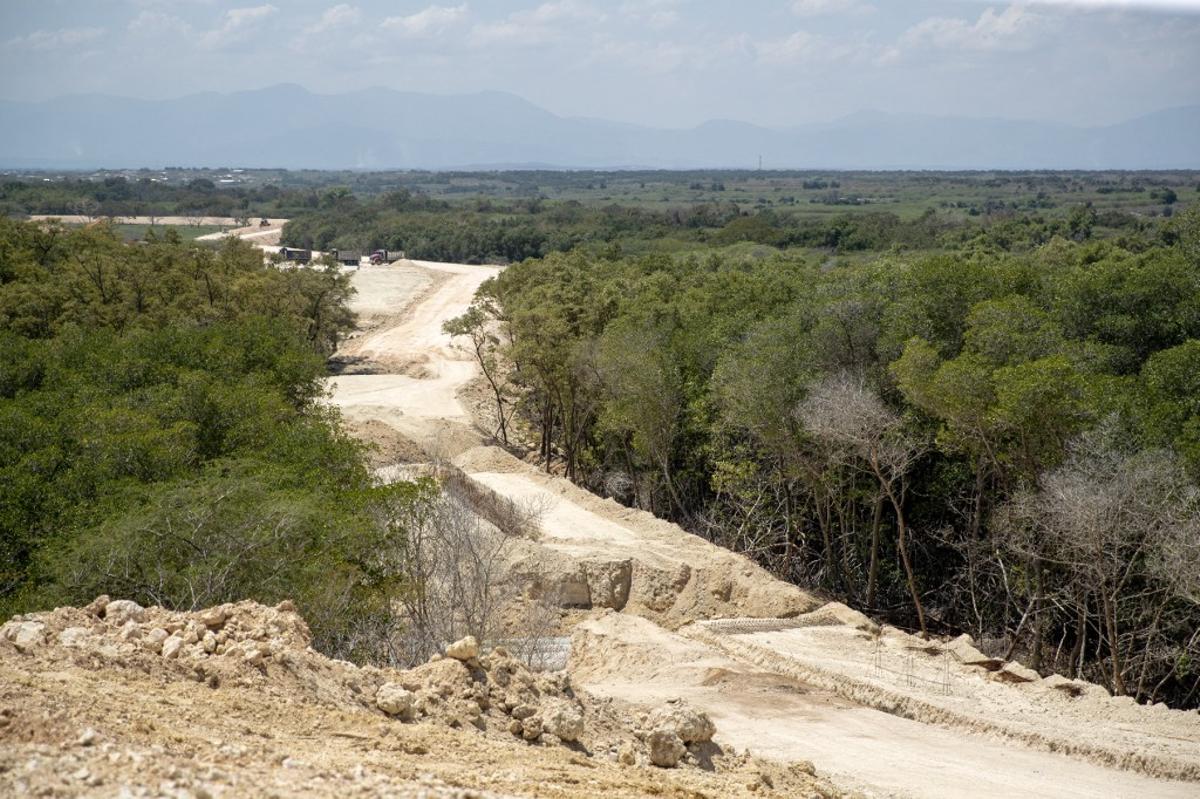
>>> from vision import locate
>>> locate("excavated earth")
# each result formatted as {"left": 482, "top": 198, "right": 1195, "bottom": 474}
{"left": 328, "top": 260, "right": 1200, "bottom": 798}
{"left": 1, "top": 598, "right": 832, "bottom": 798}
{"left": 5, "top": 257, "right": 1200, "bottom": 798}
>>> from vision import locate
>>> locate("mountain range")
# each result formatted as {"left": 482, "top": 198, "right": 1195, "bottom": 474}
{"left": 1, "top": 84, "right": 1196, "bottom": 170}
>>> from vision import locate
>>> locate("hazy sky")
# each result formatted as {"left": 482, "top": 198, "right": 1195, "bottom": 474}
{"left": 2, "top": 1, "right": 1198, "bottom": 128}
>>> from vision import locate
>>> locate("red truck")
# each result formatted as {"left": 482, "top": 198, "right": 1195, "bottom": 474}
{"left": 370, "top": 249, "right": 406, "bottom": 265}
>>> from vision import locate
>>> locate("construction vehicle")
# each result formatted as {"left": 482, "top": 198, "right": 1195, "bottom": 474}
{"left": 370, "top": 249, "right": 405, "bottom": 265}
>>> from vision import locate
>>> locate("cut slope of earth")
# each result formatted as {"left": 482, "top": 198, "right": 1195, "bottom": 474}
{"left": 327, "top": 259, "right": 1200, "bottom": 798}
{"left": 1, "top": 599, "right": 832, "bottom": 798}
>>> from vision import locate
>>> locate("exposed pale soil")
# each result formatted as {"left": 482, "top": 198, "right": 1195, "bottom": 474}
{"left": 5, "top": 255, "right": 1200, "bottom": 798}
{"left": 2, "top": 600, "right": 831, "bottom": 798}
{"left": 325, "top": 259, "right": 1200, "bottom": 798}
{"left": 28, "top": 215, "right": 289, "bottom": 227}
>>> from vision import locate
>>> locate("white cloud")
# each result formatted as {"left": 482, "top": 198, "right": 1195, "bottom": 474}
{"left": 757, "top": 29, "right": 869, "bottom": 66}
{"left": 128, "top": 11, "right": 192, "bottom": 36}
{"left": 621, "top": 0, "right": 681, "bottom": 29}
{"left": 791, "top": 0, "right": 874, "bottom": 16}
{"left": 902, "top": 5, "right": 1050, "bottom": 52}
{"left": 307, "top": 4, "right": 362, "bottom": 34}
{"left": 382, "top": 4, "right": 469, "bottom": 38}
{"left": 293, "top": 4, "right": 361, "bottom": 49}
{"left": 522, "top": 0, "right": 604, "bottom": 24}
{"left": 589, "top": 38, "right": 700, "bottom": 73}
{"left": 6, "top": 27, "right": 106, "bottom": 51}
{"left": 470, "top": 1, "right": 604, "bottom": 45}
{"left": 199, "top": 4, "right": 278, "bottom": 50}
{"left": 1020, "top": 0, "right": 1200, "bottom": 10}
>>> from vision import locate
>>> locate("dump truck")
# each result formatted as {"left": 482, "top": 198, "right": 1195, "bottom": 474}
{"left": 370, "top": 249, "right": 406, "bottom": 265}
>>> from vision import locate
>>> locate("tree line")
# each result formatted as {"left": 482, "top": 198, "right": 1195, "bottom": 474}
{"left": 450, "top": 208, "right": 1200, "bottom": 707}
{"left": 0, "top": 218, "right": 438, "bottom": 663}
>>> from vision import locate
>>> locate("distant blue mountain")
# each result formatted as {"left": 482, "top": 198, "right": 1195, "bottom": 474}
{"left": 0, "top": 85, "right": 1195, "bottom": 170}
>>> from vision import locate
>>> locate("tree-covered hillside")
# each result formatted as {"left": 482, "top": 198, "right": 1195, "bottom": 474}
{"left": 458, "top": 208, "right": 1200, "bottom": 707}
{"left": 0, "top": 220, "right": 426, "bottom": 662}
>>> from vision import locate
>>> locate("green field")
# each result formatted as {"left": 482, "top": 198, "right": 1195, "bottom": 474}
{"left": 110, "top": 223, "right": 228, "bottom": 241}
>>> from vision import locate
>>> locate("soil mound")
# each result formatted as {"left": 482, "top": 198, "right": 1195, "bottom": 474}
{"left": 1, "top": 598, "right": 840, "bottom": 798}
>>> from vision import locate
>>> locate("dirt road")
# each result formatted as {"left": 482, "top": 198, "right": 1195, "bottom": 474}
{"left": 28, "top": 215, "right": 288, "bottom": 227}
{"left": 328, "top": 259, "right": 1200, "bottom": 798}
{"left": 329, "top": 261, "right": 502, "bottom": 456}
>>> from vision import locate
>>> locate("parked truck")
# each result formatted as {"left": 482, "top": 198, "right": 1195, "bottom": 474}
{"left": 370, "top": 249, "right": 406, "bottom": 265}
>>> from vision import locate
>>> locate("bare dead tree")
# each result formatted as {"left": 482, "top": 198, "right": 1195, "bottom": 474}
{"left": 798, "top": 373, "right": 929, "bottom": 637}
{"left": 387, "top": 475, "right": 547, "bottom": 667}
{"left": 997, "top": 421, "right": 1200, "bottom": 697}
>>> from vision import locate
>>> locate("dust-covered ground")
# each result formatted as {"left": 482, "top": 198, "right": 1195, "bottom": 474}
{"left": 324, "top": 259, "right": 1200, "bottom": 798}
{"left": 5, "top": 257, "right": 1199, "bottom": 799}
{"left": 1, "top": 600, "right": 833, "bottom": 798}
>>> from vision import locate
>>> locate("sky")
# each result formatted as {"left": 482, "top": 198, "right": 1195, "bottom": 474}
{"left": 1, "top": 1, "right": 1198, "bottom": 129}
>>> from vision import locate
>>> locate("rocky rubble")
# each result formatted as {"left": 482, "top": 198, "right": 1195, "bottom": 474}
{"left": 1, "top": 597, "right": 842, "bottom": 797}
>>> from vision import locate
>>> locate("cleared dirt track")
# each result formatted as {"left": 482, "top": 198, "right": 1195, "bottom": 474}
{"left": 329, "top": 258, "right": 1200, "bottom": 799}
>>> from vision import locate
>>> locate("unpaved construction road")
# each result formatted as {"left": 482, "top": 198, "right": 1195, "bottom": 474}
{"left": 329, "top": 258, "right": 1200, "bottom": 798}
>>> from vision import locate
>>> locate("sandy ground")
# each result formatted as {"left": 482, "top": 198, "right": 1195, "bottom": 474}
{"left": 572, "top": 615, "right": 1200, "bottom": 798}
{"left": 28, "top": 215, "right": 288, "bottom": 227}
{"left": 328, "top": 261, "right": 502, "bottom": 455}
{"left": 323, "top": 258, "right": 1200, "bottom": 798}
{"left": 3, "top": 602, "right": 835, "bottom": 798}
{"left": 194, "top": 223, "right": 286, "bottom": 246}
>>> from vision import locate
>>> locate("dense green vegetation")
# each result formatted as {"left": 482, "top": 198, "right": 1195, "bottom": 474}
{"left": 457, "top": 207, "right": 1200, "bottom": 707}
{"left": 5, "top": 168, "right": 1196, "bottom": 219}
{"left": 0, "top": 219, "right": 426, "bottom": 663}
{"left": 4, "top": 170, "right": 1199, "bottom": 705}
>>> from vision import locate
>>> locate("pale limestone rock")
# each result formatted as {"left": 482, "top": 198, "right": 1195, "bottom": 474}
{"left": 84, "top": 595, "right": 110, "bottom": 616}
{"left": 445, "top": 636, "right": 479, "bottom": 661}
{"left": 3, "top": 620, "right": 46, "bottom": 652}
{"left": 375, "top": 683, "right": 415, "bottom": 718}
{"left": 542, "top": 702, "right": 584, "bottom": 743}
{"left": 510, "top": 703, "right": 537, "bottom": 721}
{"left": 57, "top": 627, "right": 91, "bottom": 649}
{"left": 647, "top": 729, "right": 685, "bottom": 768}
{"left": 521, "top": 715, "right": 543, "bottom": 741}
{"left": 161, "top": 635, "right": 184, "bottom": 659}
{"left": 103, "top": 600, "right": 145, "bottom": 626}
{"left": 645, "top": 703, "right": 715, "bottom": 744}
{"left": 144, "top": 628, "right": 169, "bottom": 653}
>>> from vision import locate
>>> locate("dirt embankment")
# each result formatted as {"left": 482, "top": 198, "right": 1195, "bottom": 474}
{"left": 28, "top": 215, "right": 289, "bottom": 227}
{"left": 7, "top": 258, "right": 1199, "bottom": 799}
{"left": 323, "top": 259, "right": 1200, "bottom": 798}
{"left": 0, "top": 598, "right": 837, "bottom": 798}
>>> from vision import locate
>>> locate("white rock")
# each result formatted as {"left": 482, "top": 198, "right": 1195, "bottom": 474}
{"left": 104, "top": 600, "right": 145, "bottom": 626}
{"left": 84, "top": 595, "right": 110, "bottom": 616}
{"left": 510, "top": 704, "right": 537, "bottom": 721}
{"left": 445, "top": 636, "right": 479, "bottom": 661}
{"left": 201, "top": 632, "right": 218, "bottom": 653}
{"left": 646, "top": 729, "right": 686, "bottom": 768}
{"left": 58, "top": 627, "right": 92, "bottom": 649}
{"left": 2, "top": 621, "right": 46, "bottom": 652}
{"left": 161, "top": 635, "right": 184, "bottom": 659}
{"left": 144, "top": 628, "right": 169, "bottom": 653}
{"left": 645, "top": 703, "right": 716, "bottom": 744}
{"left": 543, "top": 703, "right": 584, "bottom": 743}
{"left": 521, "top": 715, "right": 543, "bottom": 741}
{"left": 78, "top": 728, "right": 98, "bottom": 747}
{"left": 943, "top": 634, "right": 999, "bottom": 667}
{"left": 375, "top": 683, "right": 415, "bottom": 717}
{"left": 118, "top": 621, "right": 141, "bottom": 641}
{"left": 995, "top": 661, "right": 1041, "bottom": 684}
